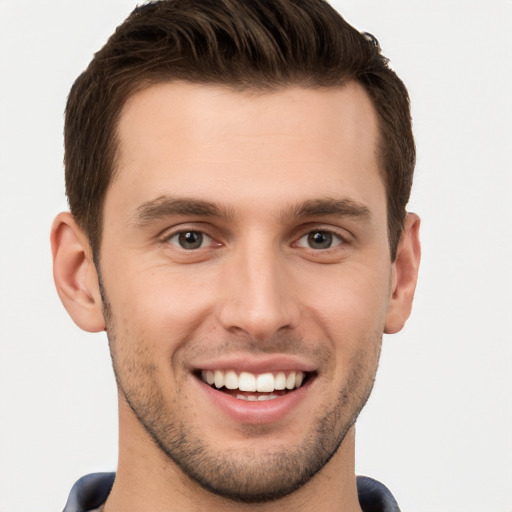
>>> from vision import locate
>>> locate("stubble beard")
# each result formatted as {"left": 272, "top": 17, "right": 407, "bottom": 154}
{"left": 103, "top": 299, "right": 381, "bottom": 504}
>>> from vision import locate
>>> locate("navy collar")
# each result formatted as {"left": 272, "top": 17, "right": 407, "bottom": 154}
{"left": 63, "top": 473, "right": 400, "bottom": 512}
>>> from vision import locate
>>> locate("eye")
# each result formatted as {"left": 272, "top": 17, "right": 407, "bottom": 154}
{"left": 297, "top": 230, "right": 343, "bottom": 250}
{"left": 168, "top": 230, "right": 212, "bottom": 250}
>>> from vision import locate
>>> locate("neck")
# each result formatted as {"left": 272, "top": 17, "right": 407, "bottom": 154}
{"left": 104, "top": 400, "right": 363, "bottom": 512}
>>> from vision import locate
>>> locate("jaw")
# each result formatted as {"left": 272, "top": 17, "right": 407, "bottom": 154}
{"left": 114, "top": 377, "right": 362, "bottom": 512}
{"left": 111, "top": 341, "right": 377, "bottom": 511}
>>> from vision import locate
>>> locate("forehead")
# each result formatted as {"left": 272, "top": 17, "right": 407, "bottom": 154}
{"left": 110, "top": 81, "right": 384, "bottom": 218}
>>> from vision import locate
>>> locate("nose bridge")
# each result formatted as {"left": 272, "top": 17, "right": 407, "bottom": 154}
{"left": 218, "top": 235, "right": 299, "bottom": 340}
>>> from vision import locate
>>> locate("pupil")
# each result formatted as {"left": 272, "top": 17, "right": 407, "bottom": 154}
{"left": 179, "top": 231, "right": 202, "bottom": 249}
{"left": 308, "top": 231, "right": 332, "bottom": 249}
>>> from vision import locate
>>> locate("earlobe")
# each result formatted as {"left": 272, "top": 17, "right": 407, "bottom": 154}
{"left": 384, "top": 213, "right": 421, "bottom": 334}
{"left": 51, "top": 212, "right": 106, "bottom": 332}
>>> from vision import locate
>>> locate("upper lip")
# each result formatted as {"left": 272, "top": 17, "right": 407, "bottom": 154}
{"left": 189, "top": 354, "right": 317, "bottom": 374}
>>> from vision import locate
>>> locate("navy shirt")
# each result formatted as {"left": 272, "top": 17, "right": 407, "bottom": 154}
{"left": 63, "top": 472, "right": 400, "bottom": 511}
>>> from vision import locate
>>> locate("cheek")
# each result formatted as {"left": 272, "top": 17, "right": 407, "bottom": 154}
{"left": 299, "top": 260, "right": 392, "bottom": 331}
{"left": 103, "top": 265, "right": 218, "bottom": 352}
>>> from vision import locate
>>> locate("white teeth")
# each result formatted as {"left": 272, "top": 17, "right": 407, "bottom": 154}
{"left": 256, "top": 373, "right": 274, "bottom": 392}
{"left": 201, "top": 369, "right": 307, "bottom": 394}
{"left": 214, "top": 370, "right": 224, "bottom": 389}
{"left": 257, "top": 394, "right": 278, "bottom": 401}
{"left": 236, "top": 393, "right": 279, "bottom": 401}
{"left": 285, "top": 373, "right": 296, "bottom": 390}
{"left": 239, "top": 372, "right": 257, "bottom": 392}
{"left": 224, "top": 370, "right": 238, "bottom": 390}
{"left": 274, "top": 372, "right": 286, "bottom": 390}
{"left": 205, "top": 370, "right": 215, "bottom": 385}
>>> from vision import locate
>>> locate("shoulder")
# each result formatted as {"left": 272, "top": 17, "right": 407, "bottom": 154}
{"left": 357, "top": 476, "right": 401, "bottom": 512}
{"left": 62, "top": 473, "right": 115, "bottom": 512}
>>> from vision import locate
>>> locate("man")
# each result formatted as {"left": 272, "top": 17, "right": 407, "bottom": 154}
{"left": 51, "top": 0, "right": 420, "bottom": 510}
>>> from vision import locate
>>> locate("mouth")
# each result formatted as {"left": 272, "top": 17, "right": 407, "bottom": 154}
{"left": 197, "top": 369, "right": 312, "bottom": 401}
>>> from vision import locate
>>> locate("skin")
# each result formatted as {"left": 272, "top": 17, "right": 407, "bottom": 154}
{"left": 52, "top": 82, "right": 420, "bottom": 512}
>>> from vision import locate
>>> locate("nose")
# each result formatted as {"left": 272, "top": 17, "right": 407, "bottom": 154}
{"left": 217, "top": 242, "right": 300, "bottom": 342}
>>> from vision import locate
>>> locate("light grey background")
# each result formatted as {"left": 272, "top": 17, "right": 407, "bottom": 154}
{"left": 0, "top": 1, "right": 511, "bottom": 511}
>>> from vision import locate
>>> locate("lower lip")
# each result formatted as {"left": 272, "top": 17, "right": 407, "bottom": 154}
{"left": 193, "top": 376, "right": 314, "bottom": 424}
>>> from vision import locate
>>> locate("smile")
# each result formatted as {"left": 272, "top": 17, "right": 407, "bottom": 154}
{"left": 199, "top": 370, "right": 308, "bottom": 401}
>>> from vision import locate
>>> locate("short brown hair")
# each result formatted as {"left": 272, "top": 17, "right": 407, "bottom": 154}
{"left": 65, "top": 0, "right": 415, "bottom": 260}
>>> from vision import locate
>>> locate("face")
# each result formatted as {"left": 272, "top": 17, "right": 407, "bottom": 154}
{"left": 99, "top": 82, "right": 393, "bottom": 501}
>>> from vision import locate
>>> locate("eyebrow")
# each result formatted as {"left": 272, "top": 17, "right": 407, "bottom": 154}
{"left": 132, "top": 196, "right": 234, "bottom": 226}
{"left": 285, "top": 198, "right": 372, "bottom": 222}
{"left": 131, "top": 195, "right": 371, "bottom": 227}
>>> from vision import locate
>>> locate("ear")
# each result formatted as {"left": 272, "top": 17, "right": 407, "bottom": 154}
{"left": 384, "top": 213, "right": 421, "bottom": 334}
{"left": 51, "top": 212, "right": 106, "bottom": 332}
